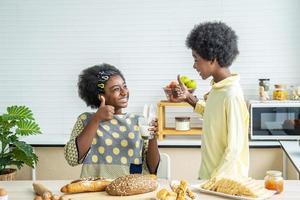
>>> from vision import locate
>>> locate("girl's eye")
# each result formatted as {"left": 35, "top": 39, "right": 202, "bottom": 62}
{"left": 113, "top": 87, "right": 120, "bottom": 92}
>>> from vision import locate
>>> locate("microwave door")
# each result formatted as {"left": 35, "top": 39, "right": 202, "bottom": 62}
{"left": 252, "top": 107, "right": 300, "bottom": 140}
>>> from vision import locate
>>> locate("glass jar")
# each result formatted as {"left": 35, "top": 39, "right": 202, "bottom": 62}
{"left": 175, "top": 117, "right": 190, "bottom": 131}
{"left": 273, "top": 84, "right": 288, "bottom": 100}
{"left": 290, "top": 85, "right": 300, "bottom": 100}
{"left": 259, "top": 79, "right": 270, "bottom": 92}
{"left": 264, "top": 170, "right": 284, "bottom": 193}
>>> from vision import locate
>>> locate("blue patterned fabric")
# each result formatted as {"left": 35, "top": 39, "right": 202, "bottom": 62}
{"left": 83, "top": 113, "right": 143, "bottom": 167}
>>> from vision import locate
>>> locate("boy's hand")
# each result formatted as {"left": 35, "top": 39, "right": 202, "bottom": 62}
{"left": 169, "top": 75, "right": 190, "bottom": 102}
{"left": 94, "top": 96, "right": 115, "bottom": 121}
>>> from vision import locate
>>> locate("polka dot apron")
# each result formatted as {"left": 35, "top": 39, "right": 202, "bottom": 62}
{"left": 83, "top": 114, "right": 143, "bottom": 166}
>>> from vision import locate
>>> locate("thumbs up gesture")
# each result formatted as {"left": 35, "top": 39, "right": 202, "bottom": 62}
{"left": 95, "top": 95, "right": 115, "bottom": 121}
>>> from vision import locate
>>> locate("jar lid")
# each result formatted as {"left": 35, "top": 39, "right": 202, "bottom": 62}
{"left": 266, "top": 170, "right": 282, "bottom": 177}
{"left": 175, "top": 117, "right": 190, "bottom": 121}
{"left": 259, "top": 78, "right": 270, "bottom": 81}
{"left": 274, "top": 84, "right": 286, "bottom": 89}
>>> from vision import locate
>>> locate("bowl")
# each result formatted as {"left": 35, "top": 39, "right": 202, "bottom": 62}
{"left": 163, "top": 87, "right": 195, "bottom": 102}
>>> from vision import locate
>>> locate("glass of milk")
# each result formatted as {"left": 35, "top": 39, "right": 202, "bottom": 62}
{"left": 138, "top": 116, "right": 153, "bottom": 140}
{"left": 138, "top": 104, "right": 156, "bottom": 140}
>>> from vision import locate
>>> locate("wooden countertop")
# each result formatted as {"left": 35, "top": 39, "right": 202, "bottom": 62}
{"left": 0, "top": 179, "right": 300, "bottom": 199}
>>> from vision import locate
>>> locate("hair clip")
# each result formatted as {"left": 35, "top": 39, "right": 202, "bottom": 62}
{"left": 97, "top": 83, "right": 105, "bottom": 88}
{"left": 101, "top": 75, "right": 109, "bottom": 81}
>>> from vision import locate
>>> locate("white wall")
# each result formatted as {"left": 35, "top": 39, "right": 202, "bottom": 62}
{"left": 1, "top": 0, "right": 300, "bottom": 144}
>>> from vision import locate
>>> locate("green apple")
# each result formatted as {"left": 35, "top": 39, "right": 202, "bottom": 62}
{"left": 180, "top": 75, "right": 190, "bottom": 85}
{"left": 186, "top": 80, "right": 197, "bottom": 89}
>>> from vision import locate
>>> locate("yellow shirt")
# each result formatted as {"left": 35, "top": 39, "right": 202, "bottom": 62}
{"left": 195, "top": 74, "right": 249, "bottom": 179}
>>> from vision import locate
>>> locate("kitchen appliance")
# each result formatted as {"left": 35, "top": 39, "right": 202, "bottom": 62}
{"left": 249, "top": 100, "right": 300, "bottom": 140}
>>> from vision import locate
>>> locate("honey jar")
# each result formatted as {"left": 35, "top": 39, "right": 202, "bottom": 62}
{"left": 264, "top": 170, "right": 284, "bottom": 193}
{"left": 273, "top": 84, "right": 288, "bottom": 100}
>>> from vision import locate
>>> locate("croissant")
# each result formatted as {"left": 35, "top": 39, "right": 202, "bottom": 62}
{"left": 60, "top": 178, "right": 111, "bottom": 194}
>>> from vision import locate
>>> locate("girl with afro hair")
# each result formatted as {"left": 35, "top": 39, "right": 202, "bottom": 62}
{"left": 64, "top": 63, "right": 160, "bottom": 178}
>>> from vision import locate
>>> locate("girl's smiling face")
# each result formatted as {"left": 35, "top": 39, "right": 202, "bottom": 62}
{"left": 102, "top": 75, "right": 129, "bottom": 110}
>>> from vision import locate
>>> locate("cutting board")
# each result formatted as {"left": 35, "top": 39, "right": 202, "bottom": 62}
{"left": 63, "top": 190, "right": 157, "bottom": 200}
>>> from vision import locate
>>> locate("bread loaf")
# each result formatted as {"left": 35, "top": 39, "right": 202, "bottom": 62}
{"left": 60, "top": 178, "right": 111, "bottom": 194}
{"left": 106, "top": 174, "right": 158, "bottom": 196}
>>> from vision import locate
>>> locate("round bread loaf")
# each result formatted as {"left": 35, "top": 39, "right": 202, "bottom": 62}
{"left": 106, "top": 174, "right": 158, "bottom": 196}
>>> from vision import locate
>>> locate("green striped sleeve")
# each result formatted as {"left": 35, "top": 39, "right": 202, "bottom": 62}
{"left": 64, "top": 117, "right": 84, "bottom": 166}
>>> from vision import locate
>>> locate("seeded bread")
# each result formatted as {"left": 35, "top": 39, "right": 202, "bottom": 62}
{"left": 106, "top": 174, "right": 158, "bottom": 196}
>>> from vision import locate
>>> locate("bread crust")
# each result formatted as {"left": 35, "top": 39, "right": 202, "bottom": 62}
{"left": 60, "top": 178, "right": 111, "bottom": 194}
{"left": 106, "top": 174, "right": 158, "bottom": 196}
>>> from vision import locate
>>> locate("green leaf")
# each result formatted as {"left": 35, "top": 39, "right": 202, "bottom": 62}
{"left": 3, "top": 106, "right": 34, "bottom": 121}
{"left": 0, "top": 105, "right": 41, "bottom": 171}
{"left": 15, "top": 120, "right": 41, "bottom": 136}
{"left": 11, "top": 141, "right": 38, "bottom": 168}
{"left": 0, "top": 155, "right": 13, "bottom": 168}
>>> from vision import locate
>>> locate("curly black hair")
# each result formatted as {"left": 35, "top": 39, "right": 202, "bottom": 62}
{"left": 186, "top": 21, "right": 239, "bottom": 68}
{"left": 78, "top": 63, "right": 125, "bottom": 109}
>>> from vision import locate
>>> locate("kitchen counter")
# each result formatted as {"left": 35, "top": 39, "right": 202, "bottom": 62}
{"left": 280, "top": 141, "right": 300, "bottom": 178}
{"left": 22, "top": 134, "right": 281, "bottom": 148}
{"left": 157, "top": 136, "right": 281, "bottom": 148}
{"left": 1, "top": 179, "right": 299, "bottom": 199}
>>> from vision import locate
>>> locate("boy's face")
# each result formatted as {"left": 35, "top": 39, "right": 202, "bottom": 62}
{"left": 102, "top": 75, "right": 129, "bottom": 109}
{"left": 192, "top": 50, "right": 216, "bottom": 80}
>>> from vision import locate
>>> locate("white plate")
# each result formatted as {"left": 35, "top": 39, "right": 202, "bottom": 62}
{"left": 191, "top": 182, "right": 276, "bottom": 200}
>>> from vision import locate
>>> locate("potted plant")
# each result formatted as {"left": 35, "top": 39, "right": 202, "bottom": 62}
{"left": 0, "top": 105, "right": 41, "bottom": 180}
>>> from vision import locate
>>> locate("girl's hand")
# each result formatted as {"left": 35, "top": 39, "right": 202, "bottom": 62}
{"left": 149, "top": 118, "right": 158, "bottom": 139}
{"left": 94, "top": 96, "right": 115, "bottom": 122}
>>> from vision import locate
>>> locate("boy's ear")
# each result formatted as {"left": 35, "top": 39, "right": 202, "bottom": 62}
{"left": 210, "top": 58, "right": 217, "bottom": 65}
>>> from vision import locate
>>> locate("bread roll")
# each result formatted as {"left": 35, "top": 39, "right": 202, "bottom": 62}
{"left": 32, "top": 183, "right": 52, "bottom": 196}
{"left": 60, "top": 178, "right": 111, "bottom": 194}
{"left": 106, "top": 174, "right": 158, "bottom": 196}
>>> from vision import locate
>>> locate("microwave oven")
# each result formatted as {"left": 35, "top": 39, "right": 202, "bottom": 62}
{"left": 249, "top": 100, "right": 300, "bottom": 140}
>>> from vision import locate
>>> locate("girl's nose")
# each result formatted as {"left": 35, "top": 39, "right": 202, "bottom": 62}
{"left": 120, "top": 87, "right": 128, "bottom": 96}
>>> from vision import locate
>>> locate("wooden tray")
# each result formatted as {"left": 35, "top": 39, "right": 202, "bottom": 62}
{"left": 63, "top": 190, "right": 157, "bottom": 200}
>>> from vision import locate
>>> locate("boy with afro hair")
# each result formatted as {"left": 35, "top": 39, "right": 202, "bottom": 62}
{"left": 172, "top": 22, "right": 249, "bottom": 179}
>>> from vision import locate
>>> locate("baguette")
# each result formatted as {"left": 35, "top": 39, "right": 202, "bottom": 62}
{"left": 106, "top": 174, "right": 158, "bottom": 196}
{"left": 60, "top": 178, "right": 111, "bottom": 194}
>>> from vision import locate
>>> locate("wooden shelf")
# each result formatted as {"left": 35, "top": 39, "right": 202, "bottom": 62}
{"left": 157, "top": 100, "right": 202, "bottom": 140}
{"left": 161, "top": 128, "right": 202, "bottom": 135}
{"left": 159, "top": 101, "right": 192, "bottom": 107}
